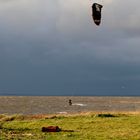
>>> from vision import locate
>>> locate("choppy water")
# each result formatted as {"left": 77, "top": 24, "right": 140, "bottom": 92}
{"left": 0, "top": 96, "right": 140, "bottom": 115}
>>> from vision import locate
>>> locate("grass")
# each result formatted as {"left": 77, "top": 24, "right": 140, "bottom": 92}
{"left": 0, "top": 112, "right": 140, "bottom": 140}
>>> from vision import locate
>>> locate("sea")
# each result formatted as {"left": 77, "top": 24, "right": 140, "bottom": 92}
{"left": 0, "top": 96, "right": 140, "bottom": 115}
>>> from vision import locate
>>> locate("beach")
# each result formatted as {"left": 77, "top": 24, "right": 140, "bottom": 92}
{"left": 0, "top": 96, "right": 140, "bottom": 115}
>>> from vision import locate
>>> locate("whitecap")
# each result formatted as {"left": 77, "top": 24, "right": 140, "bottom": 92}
{"left": 72, "top": 103, "right": 87, "bottom": 106}
{"left": 58, "top": 111, "right": 68, "bottom": 114}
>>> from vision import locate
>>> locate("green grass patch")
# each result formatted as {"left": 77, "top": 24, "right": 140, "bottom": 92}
{"left": 0, "top": 113, "right": 140, "bottom": 140}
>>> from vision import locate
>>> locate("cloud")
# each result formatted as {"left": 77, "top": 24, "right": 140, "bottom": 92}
{"left": 0, "top": 0, "right": 140, "bottom": 95}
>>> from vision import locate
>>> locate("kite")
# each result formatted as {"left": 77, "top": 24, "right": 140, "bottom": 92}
{"left": 92, "top": 3, "right": 103, "bottom": 26}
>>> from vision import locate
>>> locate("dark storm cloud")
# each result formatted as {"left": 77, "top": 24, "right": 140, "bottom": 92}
{"left": 0, "top": 0, "right": 140, "bottom": 95}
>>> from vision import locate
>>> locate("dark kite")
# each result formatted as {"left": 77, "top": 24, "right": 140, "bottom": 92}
{"left": 92, "top": 3, "right": 103, "bottom": 26}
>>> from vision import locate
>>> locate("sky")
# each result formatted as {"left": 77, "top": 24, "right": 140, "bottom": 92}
{"left": 0, "top": 0, "right": 140, "bottom": 96}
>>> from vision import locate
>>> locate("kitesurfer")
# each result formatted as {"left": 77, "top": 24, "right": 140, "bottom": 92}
{"left": 69, "top": 99, "right": 72, "bottom": 106}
